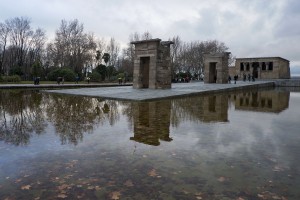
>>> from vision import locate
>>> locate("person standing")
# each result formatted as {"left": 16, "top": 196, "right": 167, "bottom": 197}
{"left": 234, "top": 75, "right": 238, "bottom": 84}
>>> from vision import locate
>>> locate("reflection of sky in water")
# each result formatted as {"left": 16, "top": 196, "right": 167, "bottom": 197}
{"left": 170, "top": 92, "right": 299, "bottom": 165}
{"left": 0, "top": 89, "right": 299, "bottom": 199}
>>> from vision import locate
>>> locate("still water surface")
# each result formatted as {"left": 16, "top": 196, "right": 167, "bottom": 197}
{"left": 0, "top": 88, "right": 299, "bottom": 200}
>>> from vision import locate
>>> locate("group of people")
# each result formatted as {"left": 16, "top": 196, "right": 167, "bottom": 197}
{"left": 228, "top": 75, "right": 239, "bottom": 84}
{"left": 228, "top": 73, "right": 255, "bottom": 84}
{"left": 173, "top": 77, "right": 191, "bottom": 83}
{"left": 33, "top": 77, "right": 40, "bottom": 85}
{"left": 57, "top": 77, "right": 65, "bottom": 84}
{"left": 33, "top": 75, "right": 89, "bottom": 85}
{"left": 242, "top": 73, "right": 255, "bottom": 82}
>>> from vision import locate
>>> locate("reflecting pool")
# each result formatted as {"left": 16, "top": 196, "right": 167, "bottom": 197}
{"left": 0, "top": 88, "right": 299, "bottom": 199}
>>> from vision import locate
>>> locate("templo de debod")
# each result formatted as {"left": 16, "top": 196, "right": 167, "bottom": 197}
{"left": 131, "top": 38, "right": 291, "bottom": 89}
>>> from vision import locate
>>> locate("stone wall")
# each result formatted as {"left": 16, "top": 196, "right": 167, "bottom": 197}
{"left": 275, "top": 79, "right": 300, "bottom": 87}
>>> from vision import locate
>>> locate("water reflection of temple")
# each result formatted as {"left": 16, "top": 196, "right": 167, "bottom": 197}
{"left": 171, "top": 94, "right": 229, "bottom": 123}
{"left": 130, "top": 101, "right": 173, "bottom": 146}
{"left": 232, "top": 90, "right": 289, "bottom": 113}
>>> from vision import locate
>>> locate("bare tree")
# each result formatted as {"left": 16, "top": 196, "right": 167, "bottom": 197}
{"left": 0, "top": 22, "right": 10, "bottom": 74}
{"left": 26, "top": 28, "right": 46, "bottom": 76}
{"left": 170, "top": 35, "right": 182, "bottom": 76}
{"left": 106, "top": 37, "right": 120, "bottom": 68}
{"left": 117, "top": 31, "right": 153, "bottom": 78}
{"left": 130, "top": 32, "right": 140, "bottom": 41}
{"left": 48, "top": 19, "right": 97, "bottom": 75}
{"left": 174, "top": 39, "right": 230, "bottom": 77}
{"left": 6, "top": 17, "right": 32, "bottom": 69}
{"left": 141, "top": 31, "right": 152, "bottom": 40}
{"left": 95, "top": 37, "right": 106, "bottom": 66}
{"left": 0, "top": 17, "right": 46, "bottom": 78}
{"left": 117, "top": 34, "right": 136, "bottom": 78}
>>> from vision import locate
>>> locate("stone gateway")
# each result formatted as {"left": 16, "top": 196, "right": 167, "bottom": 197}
{"left": 131, "top": 39, "right": 173, "bottom": 89}
{"left": 203, "top": 52, "right": 231, "bottom": 84}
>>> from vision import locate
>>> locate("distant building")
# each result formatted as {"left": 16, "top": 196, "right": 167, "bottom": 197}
{"left": 230, "top": 57, "right": 290, "bottom": 79}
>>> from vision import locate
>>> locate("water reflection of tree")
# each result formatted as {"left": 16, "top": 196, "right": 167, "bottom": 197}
{"left": 45, "top": 94, "right": 120, "bottom": 145}
{"left": 0, "top": 90, "right": 47, "bottom": 145}
{"left": 171, "top": 97, "right": 205, "bottom": 127}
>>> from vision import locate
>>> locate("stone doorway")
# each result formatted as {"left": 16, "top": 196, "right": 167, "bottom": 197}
{"left": 140, "top": 57, "right": 150, "bottom": 88}
{"left": 252, "top": 62, "right": 259, "bottom": 78}
{"left": 208, "top": 62, "right": 217, "bottom": 83}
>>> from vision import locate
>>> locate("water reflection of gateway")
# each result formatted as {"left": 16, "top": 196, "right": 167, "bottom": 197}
{"left": 233, "top": 90, "right": 289, "bottom": 113}
{"left": 172, "top": 94, "right": 229, "bottom": 123}
{"left": 201, "top": 95, "right": 228, "bottom": 122}
{"left": 130, "top": 101, "right": 173, "bottom": 146}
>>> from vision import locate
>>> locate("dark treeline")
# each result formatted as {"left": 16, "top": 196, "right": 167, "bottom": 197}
{"left": 0, "top": 17, "right": 233, "bottom": 82}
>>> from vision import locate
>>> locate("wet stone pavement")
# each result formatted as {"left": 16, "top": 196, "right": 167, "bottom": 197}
{"left": 44, "top": 81, "right": 275, "bottom": 101}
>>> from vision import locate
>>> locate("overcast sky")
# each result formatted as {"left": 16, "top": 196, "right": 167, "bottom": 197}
{"left": 1, "top": 0, "right": 300, "bottom": 74}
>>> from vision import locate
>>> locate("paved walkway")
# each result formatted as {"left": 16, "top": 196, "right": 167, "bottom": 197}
{"left": 0, "top": 83, "right": 132, "bottom": 89}
{"left": 44, "top": 81, "right": 275, "bottom": 101}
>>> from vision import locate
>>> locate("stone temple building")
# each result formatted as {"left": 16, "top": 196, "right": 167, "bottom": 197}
{"left": 131, "top": 39, "right": 173, "bottom": 89}
{"left": 229, "top": 57, "right": 290, "bottom": 79}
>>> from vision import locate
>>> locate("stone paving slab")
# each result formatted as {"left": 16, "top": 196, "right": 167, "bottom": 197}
{"left": 44, "top": 81, "right": 275, "bottom": 101}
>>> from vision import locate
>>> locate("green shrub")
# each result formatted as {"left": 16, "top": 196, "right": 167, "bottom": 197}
{"left": 109, "top": 76, "right": 117, "bottom": 81}
{"left": 32, "top": 61, "right": 42, "bottom": 77}
{"left": 0, "top": 75, "right": 22, "bottom": 82}
{"left": 47, "top": 68, "right": 77, "bottom": 82}
{"left": 90, "top": 71, "right": 101, "bottom": 82}
{"left": 9, "top": 66, "right": 23, "bottom": 76}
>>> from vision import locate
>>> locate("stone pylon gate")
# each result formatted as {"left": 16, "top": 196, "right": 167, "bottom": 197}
{"left": 131, "top": 39, "right": 173, "bottom": 89}
{"left": 203, "top": 52, "right": 231, "bottom": 84}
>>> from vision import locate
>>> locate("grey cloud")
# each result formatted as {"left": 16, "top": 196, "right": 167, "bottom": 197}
{"left": 275, "top": 0, "right": 300, "bottom": 37}
{"left": 1, "top": 0, "right": 300, "bottom": 73}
